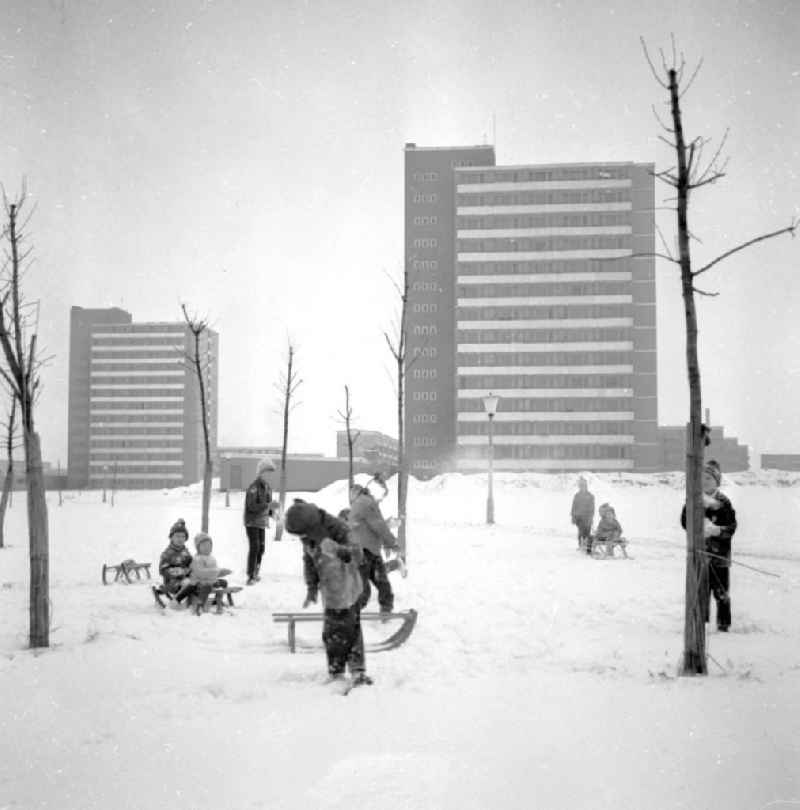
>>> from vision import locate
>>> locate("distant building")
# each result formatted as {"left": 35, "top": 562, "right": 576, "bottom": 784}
{"left": 335, "top": 430, "right": 398, "bottom": 473}
{"left": 761, "top": 454, "right": 800, "bottom": 472}
{"left": 404, "top": 144, "right": 658, "bottom": 476}
{"left": 67, "top": 306, "right": 219, "bottom": 489}
{"left": 656, "top": 420, "right": 749, "bottom": 472}
{"left": 218, "top": 452, "right": 370, "bottom": 493}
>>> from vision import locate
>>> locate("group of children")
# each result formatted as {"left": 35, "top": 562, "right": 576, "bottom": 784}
{"left": 282, "top": 478, "right": 404, "bottom": 689}
{"left": 570, "top": 476, "right": 625, "bottom": 556}
{"left": 571, "top": 461, "right": 738, "bottom": 632}
{"left": 158, "top": 519, "right": 232, "bottom": 613}
{"left": 157, "top": 475, "right": 403, "bottom": 688}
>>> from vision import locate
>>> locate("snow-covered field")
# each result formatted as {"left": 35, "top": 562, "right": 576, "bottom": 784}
{"left": 2, "top": 471, "right": 799, "bottom": 810}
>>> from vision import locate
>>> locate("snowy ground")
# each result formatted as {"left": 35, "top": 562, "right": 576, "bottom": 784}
{"left": 1, "top": 471, "right": 799, "bottom": 809}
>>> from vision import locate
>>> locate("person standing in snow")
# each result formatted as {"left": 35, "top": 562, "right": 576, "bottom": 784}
{"left": 348, "top": 483, "right": 403, "bottom": 615}
{"left": 680, "top": 460, "right": 738, "bottom": 632}
{"left": 570, "top": 476, "right": 595, "bottom": 551}
{"left": 243, "top": 460, "right": 273, "bottom": 585}
{"left": 284, "top": 500, "right": 372, "bottom": 687}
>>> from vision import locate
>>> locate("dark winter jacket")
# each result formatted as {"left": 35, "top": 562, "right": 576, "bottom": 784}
{"left": 285, "top": 501, "right": 361, "bottom": 609}
{"left": 243, "top": 478, "right": 273, "bottom": 528}
{"left": 571, "top": 490, "right": 595, "bottom": 522}
{"left": 680, "top": 490, "right": 737, "bottom": 564}
{"left": 348, "top": 489, "right": 398, "bottom": 556}
{"left": 159, "top": 542, "right": 193, "bottom": 590}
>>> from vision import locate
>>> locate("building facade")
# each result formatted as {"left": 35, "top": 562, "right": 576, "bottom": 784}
{"left": 404, "top": 144, "right": 496, "bottom": 477}
{"left": 404, "top": 147, "right": 658, "bottom": 475}
{"left": 67, "top": 307, "right": 218, "bottom": 489}
{"left": 335, "top": 429, "right": 398, "bottom": 472}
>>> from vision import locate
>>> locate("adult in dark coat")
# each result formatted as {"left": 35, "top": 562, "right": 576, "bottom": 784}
{"left": 243, "top": 459, "right": 273, "bottom": 585}
{"left": 680, "top": 460, "right": 738, "bottom": 631}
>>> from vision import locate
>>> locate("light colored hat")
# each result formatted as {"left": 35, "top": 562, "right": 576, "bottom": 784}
{"left": 194, "top": 531, "right": 213, "bottom": 550}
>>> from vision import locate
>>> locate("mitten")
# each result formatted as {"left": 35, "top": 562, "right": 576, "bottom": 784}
{"left": 703, "top": 518, "right": 720, "bottom": 538}
{"left": 302, "top": 588, "right": 318, "bottom": 608}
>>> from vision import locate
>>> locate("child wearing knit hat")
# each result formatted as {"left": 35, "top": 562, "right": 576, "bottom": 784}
{"left": 158, "top": 518, "right": 193, "bottom": 598}
{"left": 680, "top": 459, "right": 738, "bottom": 631}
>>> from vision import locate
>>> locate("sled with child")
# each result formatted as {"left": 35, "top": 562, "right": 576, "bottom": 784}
{"left": 152, "top": 583, "right": 243, "bottom": 613}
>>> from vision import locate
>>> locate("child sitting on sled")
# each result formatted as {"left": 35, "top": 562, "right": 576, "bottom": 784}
{"left": 158, "top": 519, "right": 193, "bottom": 600}
{"left": 175, "top": 532, "right": 232, "bottom": 613}
{"left": 589, "top": 503, "right": 626, "bottom": 557}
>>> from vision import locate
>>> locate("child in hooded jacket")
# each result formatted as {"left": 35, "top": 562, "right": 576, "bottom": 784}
{"left": 158, "top": 519, "right": 193, "bottom": 598}
{"left": 284, "top": 499, "right": 371, "bottom": 686}
{"left": 589, "top": 503, "right": 623, "bottom": 555}
{"left": 176, "top": 532, "right": 232, "bottom": 613}
{"left": 680, "top": 460, "right": 738, "bottom": 631}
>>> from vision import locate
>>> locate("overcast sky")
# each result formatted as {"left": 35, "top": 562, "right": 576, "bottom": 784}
{"left": 1, "top": 0, "right": 798, "bottom": 465}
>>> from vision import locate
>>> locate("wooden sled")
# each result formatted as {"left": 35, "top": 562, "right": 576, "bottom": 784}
{"left": 272, "top": 609, "right": 418, "bottom": 654}
{"left": 590, "top": 536, "right": 629, "bottom": 559}
{"left": 153, "top": 584, "right": 243, "bottom": 613}
{"left": 102, "top": 559, "right": 152, "bottom": 584}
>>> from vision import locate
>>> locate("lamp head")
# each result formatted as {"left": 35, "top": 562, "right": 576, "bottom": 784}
{"left": 482, "top": 393, "right": 500, "bottom": 417}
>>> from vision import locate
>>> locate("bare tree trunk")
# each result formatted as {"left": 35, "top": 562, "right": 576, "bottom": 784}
{"left": 274, "top": 343, "right": 300, "bottom": 542}
{"left": 668, "top": 68, "right": 708, "bottom": 675}
{"left": 0, "top": 195, "right": 50, "bottom": 647}
{"left": 642, "top": 39, "right": 796, "bottom": 674}
{"left": 181, "top": 305, "right": 214, "bottom": 533}
{"left": 26, "top": 430, "right": 49, "bottom": 647}
{"left": 0, "top": 397, "right": 16, "bottom": 547}
{"left": 339, "top": 385, "right": 357, "bottom": 491}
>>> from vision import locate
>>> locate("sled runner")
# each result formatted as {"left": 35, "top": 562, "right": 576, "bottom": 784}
{"left": 590, "top": 536, "right": 629, "bottom": 559}
{"left": 102, "top": 559, "right": 152, "bottom": 584}
{"left": 152, "top": 584, "right": 243, "bottom": 613}
{"left": 272, "top": 608, "right": 418, "bottom": 654}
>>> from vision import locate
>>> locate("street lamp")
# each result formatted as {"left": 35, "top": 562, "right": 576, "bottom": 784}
{"left": 482, "top": 393, "right": 500, "bottom": 525}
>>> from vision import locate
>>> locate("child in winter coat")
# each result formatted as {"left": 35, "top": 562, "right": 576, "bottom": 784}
{"left": 571, "top": 477, "right": 595, "bottom": 551}
{"left": 158, "top": 519, "right": 193, "bottom": 598}
{"left": 284, "top": 499, "right": 372, "bottom": 687}
{"left": 176, "top": 532, "right": 232, "bottom": 613}
{"left": 589, "top": 503, "right": 623, "bottom": 555}
{"left": 680, "top": 460, "right": 738, "bottom": 631}
{"left": 348, "top": 483, "right": 403, "bottom": 615}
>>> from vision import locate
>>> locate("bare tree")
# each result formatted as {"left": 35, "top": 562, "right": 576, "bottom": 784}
{"left": 0, "top": 189, "right": 50, "bottom": 647}
{"left": 181, "top": 304, "right": 214, "bottom": 532}
{"left": 384, "top": 263, "right": 428, "bottom": 565}
{"left": 642, "top": 37, "right": 797, "bottom": 675}
{"left": 0, "top": 395, "right": 20, "bottom": 546}
{"left": 337, "top": 384, "right": 360, "bottom": 490}
{"left": 273, "top": 340, "right": 302, "bottom": 542}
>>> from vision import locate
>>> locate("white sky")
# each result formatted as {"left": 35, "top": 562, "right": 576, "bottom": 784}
{"left": 1, "top": 0, "right": 798, "bottom": 464}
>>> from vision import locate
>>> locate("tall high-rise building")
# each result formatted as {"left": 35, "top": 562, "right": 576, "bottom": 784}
{"left": 404, "top": 144, "right": 496, "bottom": 477}
{"left": 404, "top": 147, "right": 658, "bottom": 475}
{"left": 67, "top": 307, "right": 218, "bottom": 489}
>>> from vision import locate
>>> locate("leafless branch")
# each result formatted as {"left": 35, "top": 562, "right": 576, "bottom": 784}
{"left": 640, "top": 37, "right": 668, "bottom": 89}
{"left": 631, "top": 251, "right": 681, "bottom": 265}
{"left": 652, "top": 105, "right": 675, "bottom": 134}
{"left": 688, "top": 171, "right": 726, "bottom": 191}
{"left": 655, "top": 224, "right": 674, "bottom": 259}
{"left": 692, "top": 286, "right": 719, "bottom": 298}
{"left": 679, "top": 57, "right": 704, "bottom": 99}
{"left": 693, "top": 222, "right": 798, "bottom": 277}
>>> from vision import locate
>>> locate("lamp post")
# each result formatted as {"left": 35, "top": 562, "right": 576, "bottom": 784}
{"left": 482, "top": 393, "right": 499, "bottom": 525}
